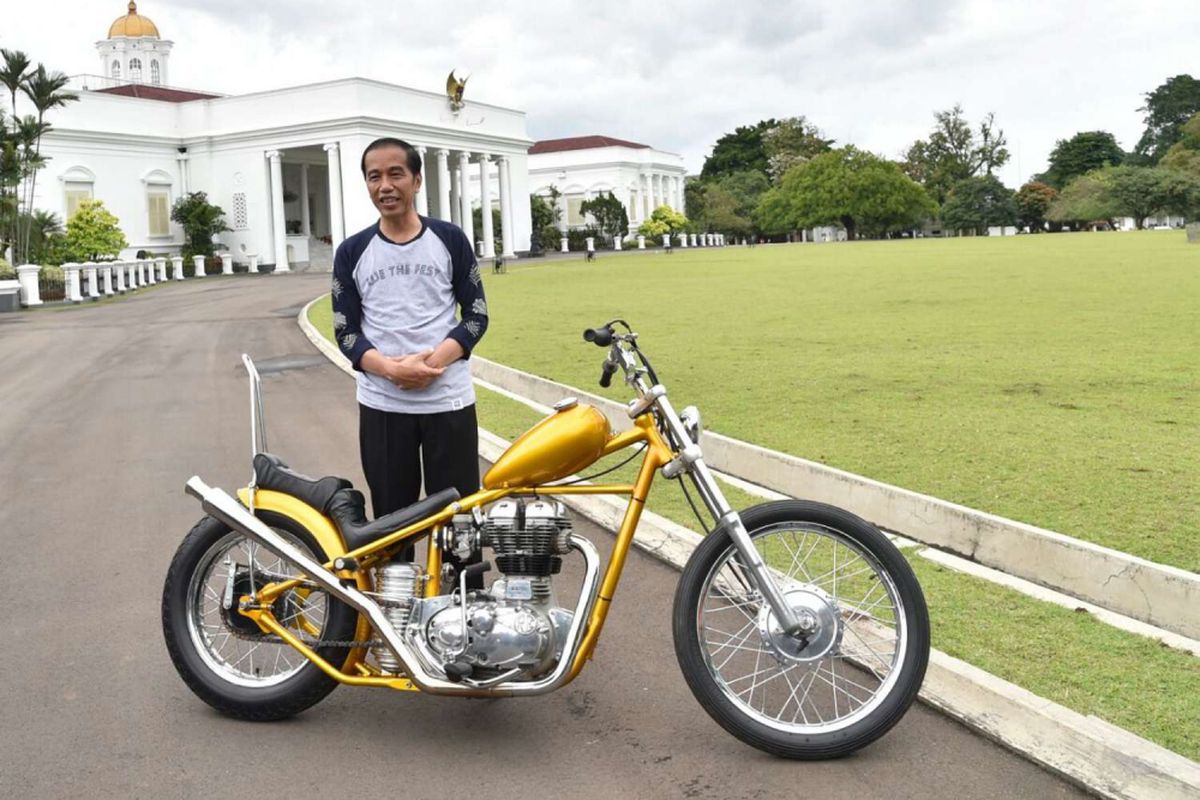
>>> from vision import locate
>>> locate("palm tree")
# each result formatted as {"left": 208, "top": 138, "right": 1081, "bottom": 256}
{"left": 0, "top": 50, "right": 32, "bottom": 127}
{"left": 20, "top": 66, "right": 75, "bottom": 262}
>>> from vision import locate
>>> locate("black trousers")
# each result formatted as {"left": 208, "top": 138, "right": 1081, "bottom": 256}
{"left": 358, "top": 403, "right": 482, "bottom": 584}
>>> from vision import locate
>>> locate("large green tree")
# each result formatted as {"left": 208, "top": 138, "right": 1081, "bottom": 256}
{"left": 63, "top": 199, "right": 127, "bottom": 261}
{"left": 1014, "top": 181, "right": 1058, "bottom": 232}
{"left": 700, "top": 119, "right": 777, "bottom": 179}
{"left": 1038, "top": 131, "right": 1125, "bottom": 189}
{"left": 694, "top": 170, "right": 770, "bottom": 234}
{"left": 579, "top": 191, "right": 629, "bottom": 238}
{"left": 1047, "top": 171, "right": 1121, "bottom": 229}
{"left": 1135, "top": 74, "right": 1200, "bottom": 164}
{"left": 1106, "top": 165, "right": 1200, "bottom": 228}
{"left": 529, "top": 186, "right": 561, "bottom": 252}
{"left": 940, "top": 175, "right": 1017, "bottom": 235}
{"left": 902, "top": 105, "right": 1009, "bottom": 203}
{"left": 762, "top": 116, "right": 834, "bottom": 183}
{"left": 1160, "top": 112, "right": 1200, "bottom": 177}
{"left": 757, "top": 146, "right": 936, "bottom": 240}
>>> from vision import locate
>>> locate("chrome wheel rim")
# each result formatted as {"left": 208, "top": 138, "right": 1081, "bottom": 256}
{"left": 186, "top": 531, "right": 328, "bottom": 688}
{"left": 697, "top": 522, "right": 907, "bottom": 734}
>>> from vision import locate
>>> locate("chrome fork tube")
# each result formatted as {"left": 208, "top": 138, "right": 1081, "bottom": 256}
{"left": 653, "top": 394, "right": 806, "bottom": 635}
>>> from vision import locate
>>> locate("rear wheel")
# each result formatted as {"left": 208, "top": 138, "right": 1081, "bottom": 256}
{"left": 162, "top": 512, "right": 359, "bottom": 720}
{"left": 673, "top": 500, "right": 930, "bottom": 759}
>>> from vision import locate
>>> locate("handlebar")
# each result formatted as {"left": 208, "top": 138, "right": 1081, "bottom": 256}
{"left": 583, "top": 325, "right": 614, "bottom": 347}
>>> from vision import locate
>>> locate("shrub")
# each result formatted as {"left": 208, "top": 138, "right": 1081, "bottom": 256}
{"left": 0, "top": 258, "right": 14, "bottom": 280}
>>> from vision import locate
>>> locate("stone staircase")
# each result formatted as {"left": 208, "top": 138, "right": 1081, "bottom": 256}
{"left": 303, "top": 237, "right": 334, "bottom": 272}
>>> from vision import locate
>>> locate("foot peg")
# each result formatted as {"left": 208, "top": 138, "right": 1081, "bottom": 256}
{"left": 443, "top": 661, "right": 474, "bottom": 682}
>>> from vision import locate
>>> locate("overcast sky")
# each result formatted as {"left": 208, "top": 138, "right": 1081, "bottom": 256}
{"left": 5, "top": 1, "right": 1197, "bottom": 187}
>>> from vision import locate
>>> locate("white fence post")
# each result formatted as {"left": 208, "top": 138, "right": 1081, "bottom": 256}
{"left": 144, "top": 259, "right": 157, "bottom": 285}
{"left": 102, "top": 263, "right": 114, "bottom": 295}
{"left": 84, "top": 262, "right": 100, "bottom": 298}
{"left": 679, "top": 233, "right": 688, "bottom": 247}
{"left": 156, "top": 257, "right": 167, "bottom": 282}
{"left": 560, "top": 237, "right": 569, "bottom": 253}
{"left": 248, "top": 254, "right": 259, "bottom": 273}
{"left": 64, "top": 263, "right": 83, "bottom": 303}
{"left": 613, "top": 236, "right": 622, "bottom": 251}
{"left": 172, "top": 256, "right": 184, "bottom": 281}
{"left": 16, "top": 264, "right": 42, "bottom": 306}
{"left": 193, "top": 255, "right": 206, "bottom": 278}
{"left": 637, "top": 235, "right": 645, "bottom": 249}
{"left": 221, "top": 253, "right": 233, "bottom": 275}
{"left": 585, "top": 237, "right": 595, "bottom": 253}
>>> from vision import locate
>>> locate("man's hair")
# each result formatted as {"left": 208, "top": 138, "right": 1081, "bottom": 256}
{"left": 360, "top": 137, "right": 422, "bottom": 177}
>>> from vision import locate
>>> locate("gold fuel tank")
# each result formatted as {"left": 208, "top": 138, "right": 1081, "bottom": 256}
{"left": 483, "top": 402, "right": 612, "bottom": 489}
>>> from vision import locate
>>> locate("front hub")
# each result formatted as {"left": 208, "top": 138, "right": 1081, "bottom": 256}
{"left": 757, "top": 587, "right": 843, "bottom": 664}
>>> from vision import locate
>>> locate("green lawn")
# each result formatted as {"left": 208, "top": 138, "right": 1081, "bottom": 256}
{"left": 466, "top": 232, "right": 1198, "bottom": 573}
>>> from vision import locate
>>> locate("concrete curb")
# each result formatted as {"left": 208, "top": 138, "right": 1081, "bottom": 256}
{"left": 297, "top": 299, "right": 1200, "bottom": 799}
{"left": 468, "top": 356, "right": 1200, "bottom": 641}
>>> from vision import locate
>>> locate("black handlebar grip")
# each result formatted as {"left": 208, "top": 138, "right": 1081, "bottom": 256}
{"left": 599, "top": 359, "right": 617, "bottom": 388}
{"left": 583, "top": 325, "right": 614, "bottom": 346}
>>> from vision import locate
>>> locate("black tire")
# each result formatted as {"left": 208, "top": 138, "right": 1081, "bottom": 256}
{"left": 162, "top": 512, "right": 359, "bottom": 720}
{"left": 672, "top": 500, "right": 930, "bottom": 759}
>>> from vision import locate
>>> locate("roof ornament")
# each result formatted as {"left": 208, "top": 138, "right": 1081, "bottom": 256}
{"left": 445, "top": 70, "right": 468, "bottom": 113}
{"left": 128, "top": 1, "right": 137, "bottom": 13}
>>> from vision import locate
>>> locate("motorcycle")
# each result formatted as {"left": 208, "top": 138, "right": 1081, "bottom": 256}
{"left": 162, "top": 320, "right": 930, "bottom": 759}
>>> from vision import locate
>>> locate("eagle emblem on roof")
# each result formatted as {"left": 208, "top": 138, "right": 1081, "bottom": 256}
{"left": 446, "top": 70, "right": 469, "bottom": 112}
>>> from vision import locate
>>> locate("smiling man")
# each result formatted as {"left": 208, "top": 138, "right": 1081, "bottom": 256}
{"left": 332, "top": 137, "right": 488, "bottom": 568}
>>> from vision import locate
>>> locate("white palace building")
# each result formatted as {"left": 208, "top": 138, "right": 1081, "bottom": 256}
{"left": 34, "top": 2, "right": 537, "bottom": 270}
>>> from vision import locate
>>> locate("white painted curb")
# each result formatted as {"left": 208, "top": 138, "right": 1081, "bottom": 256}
{"left": 467, "top": 356, "right": 1200, "bottom": 641}
{"left": 298, "top": 298, "right": 1200, "bottom": 799}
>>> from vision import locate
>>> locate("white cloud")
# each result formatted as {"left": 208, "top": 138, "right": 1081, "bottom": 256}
{"left": 3, "top": 0, "right": 1196, "bottom": 186}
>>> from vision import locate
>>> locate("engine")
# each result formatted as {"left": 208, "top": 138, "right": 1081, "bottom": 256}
{"left": 422, "top": 499, "right": 576, "bottom": 679}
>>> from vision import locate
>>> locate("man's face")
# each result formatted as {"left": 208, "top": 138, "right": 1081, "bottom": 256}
{"left": 364, "top": 146, "right": 422, "bottom": 221}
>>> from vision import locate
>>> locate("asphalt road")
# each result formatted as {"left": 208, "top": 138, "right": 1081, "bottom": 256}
{"left": 0, "top": 275, "right": 1086, "bottom": 799}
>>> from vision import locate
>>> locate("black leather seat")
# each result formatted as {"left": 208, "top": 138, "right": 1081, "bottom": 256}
{"left": 252, "top": 453, "right": 460, "bottom": 553}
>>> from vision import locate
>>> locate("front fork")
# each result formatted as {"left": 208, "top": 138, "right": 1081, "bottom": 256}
{"left": 653, "top": 393, "right": 809, "bottom": 636}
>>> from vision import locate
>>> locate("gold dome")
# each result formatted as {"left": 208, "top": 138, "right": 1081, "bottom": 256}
{"left": 108, "top": 2, "right": 160, "bottom": 38}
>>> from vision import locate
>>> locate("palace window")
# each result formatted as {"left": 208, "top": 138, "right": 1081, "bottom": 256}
{"left": 111, "top": 61, "right": 121, "bottom": 79}
{"left": 147, "top": 188, "right": 171, "bottom": 236}
{"left": 64, "top": 181, "right": 93, "bottom": 220}
{"left": 150, "top": 61, "right": 160, "bottom": 85}
{"left": 129, "top": 58, "right": 142, "bottom": 82}
{"left": 566, "top": 196, "right": 586, "bottom": 226}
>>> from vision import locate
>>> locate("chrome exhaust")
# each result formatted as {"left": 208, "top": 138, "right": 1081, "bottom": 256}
{"left": 184, "top": 475, "right": 600, "bottom": 696}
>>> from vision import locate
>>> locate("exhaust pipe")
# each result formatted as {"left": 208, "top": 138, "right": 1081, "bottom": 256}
{"left": 184, "top": 476, "right": 600, "bottom": 696}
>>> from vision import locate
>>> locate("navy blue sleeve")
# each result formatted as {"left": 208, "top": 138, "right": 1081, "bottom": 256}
{"left": 331, "top": 230, "right": 376, "bottom": 371}
{"left": 430, "top": 220, "right": 489, "bottom": 358}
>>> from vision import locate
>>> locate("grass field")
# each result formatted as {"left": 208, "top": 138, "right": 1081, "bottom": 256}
{"left": 462, "top": 232, "right": 1198, "bottom": 573}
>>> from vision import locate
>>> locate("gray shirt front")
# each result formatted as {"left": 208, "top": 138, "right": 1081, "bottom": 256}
{"left": 332, "top": 218, "right": 488, "bottom": 414}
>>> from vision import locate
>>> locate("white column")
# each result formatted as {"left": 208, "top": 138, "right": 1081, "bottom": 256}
{"left": 221, "top": 253, "right": 233, "bottom": 275}
{"left": 436, "top": 149, "right": 452, "bottom": 221}
{"left": 477, "top": 155, "right": 495, "bottom": 259}
{"left": 102, "top": 263, "right": 114, "bottom": 295}
{"left": 171, "top": 256, "right": 184, "bottom": 281}
{"left": 662, "top": 234, "right": 671, "bottom": 247}
{"left": 613, "top": 235, "right": 622, "bottom": 250}
{"left": 115, "top": 261, "right": 128, "bottom": 291}
{"left": 16, "top": 264, "right": 42, "bottom": 306}
{"left": 156, "top": 257, "right": 167, "bottom": 281}
{"left": 498, "top": 155, "right": 516, "bottom": 258}
{"left": 560, "top": 237, "right": 568, "bottom": 253}
{"left": 127, "top": 261, "right": 139, "bottom": 288}
{"left": 678, "top": 233, "right": 688, "bottom": 247}
{"left": 457, "top": 151, "right": 475, "bottom": 248}
{"left": 675, "top": 176, "right": 683, "bottom": 212}
{"left": 143, "top": 259, "right": 156, "bottom": 285}
{"left": 84, "top": 262, "right": 100, "bottom": 298}
{"left": 193, "top": 254, "right": 206, "bottom": 277}
{"left": 176, "top": 152, "right": 189, "bottom": 194}
{"left": 266, "top": 150, "right": 290, "bottom": 273}
{"left": 415, "top": 146, "right": 429, "bottom": 216}
{"left": 323, "top": 143, "right": 346, "bottom": 250}
{"left": 299, "top": 163, "right": 311, "bottom": 236}
{"left": 653, "top": 174, "right": 662, "bottom": 210}
{"left": 690, "top": 233, "right": 698, "bottom": 247}
{"left": 248, "top": 254, "right": 259, "bottom": 272}
{"left": 557, "top": 192, "right": 568, "bottom": 233}
{"left": 449, "top": 161, "right": 462, "bottom": 226}
{"left": 586, "top": 236, "right": 595, "bottom": 252}
{"left": 637, "top": 235, "right": 645, "bottom": 249}
{"left": 640, "top": 174, "right": 650, "bottom": 220}
{"left": 64, "top": 263, "right": 83, "bottom": 302}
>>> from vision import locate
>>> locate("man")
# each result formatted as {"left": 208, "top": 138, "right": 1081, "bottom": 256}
{"left": 332, "top": 137, "right": 487, "bottom": 568}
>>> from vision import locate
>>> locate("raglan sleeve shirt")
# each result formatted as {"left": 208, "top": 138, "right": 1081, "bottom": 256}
{"left": 331, "top": 235, "right": 376, "bottom": 371}
{"left": 441, "top": 223, "right": 489, "bottom": 358}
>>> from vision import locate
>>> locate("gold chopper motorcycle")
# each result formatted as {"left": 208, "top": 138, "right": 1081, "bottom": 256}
{"left": 162, "top": 321, "right": 930, "bottom": 759}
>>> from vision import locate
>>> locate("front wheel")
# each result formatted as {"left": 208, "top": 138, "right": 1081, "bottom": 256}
{"left": 673, "top": 500, "right": 930, "bottom": 759}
